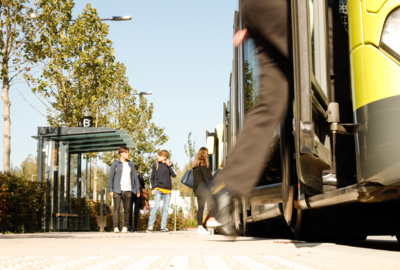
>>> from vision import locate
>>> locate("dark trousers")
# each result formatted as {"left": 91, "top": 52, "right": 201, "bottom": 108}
{"left": 196, "top": 197, "right": 206, "bottom": 225}
{"left": 129, "top": 193, "right": 142, "bottom": 229}
{"left": 113, "top": 191, "right": 132, "bottom": 228}
{"left": 216, "top": 0, "right": 293, "bottom": 195}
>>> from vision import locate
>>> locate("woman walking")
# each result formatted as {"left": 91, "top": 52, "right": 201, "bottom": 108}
{"left": 193, "top": 147, "right": 212, "bottom": 235}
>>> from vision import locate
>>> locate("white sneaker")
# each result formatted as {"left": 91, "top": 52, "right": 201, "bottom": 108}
{"left": 206, "top": 219, "right": 221, "bottom": 227}
{"left": 197, "top": 226, "right": 210, "bottom": 235}
{"left": 121, "top": 227, "right": 128, "bottom": 233}
{"left": 114, "top": 227, "right": 120, "bottom": 233}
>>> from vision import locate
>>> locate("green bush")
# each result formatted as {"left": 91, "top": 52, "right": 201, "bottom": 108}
{"left": 0, "top": 173, "right": 46, "bottom": 233}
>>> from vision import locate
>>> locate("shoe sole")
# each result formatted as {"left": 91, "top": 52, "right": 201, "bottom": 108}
{"left": 224, "top": 235, "right": 237, "bottom": 241}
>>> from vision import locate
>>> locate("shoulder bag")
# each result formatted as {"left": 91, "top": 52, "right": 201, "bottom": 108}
{"left": 181, "top": 169, "right": 194, "bottom": 188}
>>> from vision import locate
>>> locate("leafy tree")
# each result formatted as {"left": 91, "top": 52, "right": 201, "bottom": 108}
{"left": 11, "top": 154, "right": 37, "bottom": 180}
{"left": 1, "top": 0, "right": 73, "bottom": 174}
{"left": 183, "top": 131, "right": 197, "bottom": 221}
{"left": 26, "top": 3, "right": 115, "bottom": 127}
{"left": 100, "top": 63, "right": 168, "bottom": 178}
{"left": 184, "top": 131, "right": 196, "bottom": 169}
{"left": 24, "top": 4, "right": 120, "bottom": 201}
{"left": 244, "top": 60, "right": 257, "bottom": 114}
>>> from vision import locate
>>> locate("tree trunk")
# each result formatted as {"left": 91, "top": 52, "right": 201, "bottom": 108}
{"left": 93, "top": 154, "right": 98, "bottom": 202}
{"left": 2, "top": 58, "right": 11, "bottom": 174}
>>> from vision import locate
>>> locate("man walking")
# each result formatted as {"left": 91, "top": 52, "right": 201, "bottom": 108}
{"left": 208, "top": 0, "right": 294, "bottom": 236}
{"left": 108, "top": 146, "right": 141, "bottom": 233}
{"left": 146, "top": 150, "right": 177, "bottom": 233}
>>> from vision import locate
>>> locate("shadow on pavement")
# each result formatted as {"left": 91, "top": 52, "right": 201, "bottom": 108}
{"left": 340, "top": 238, "right": 400, "bottom": 252}
{"left": 0, "top": 232, "right": 146, "bottom": 240}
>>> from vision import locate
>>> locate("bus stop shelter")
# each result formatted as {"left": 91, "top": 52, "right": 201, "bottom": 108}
{"left": 33, "top": 127, "right": 135, "bottom": 232}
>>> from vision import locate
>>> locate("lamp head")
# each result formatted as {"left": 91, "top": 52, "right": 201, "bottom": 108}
{"left": 112, "top": 16, "right": 132, "bottom": 21}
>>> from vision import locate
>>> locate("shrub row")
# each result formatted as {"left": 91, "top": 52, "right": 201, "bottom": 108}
{"left": 0, "top": 173, "right": 46, "bottom": 233}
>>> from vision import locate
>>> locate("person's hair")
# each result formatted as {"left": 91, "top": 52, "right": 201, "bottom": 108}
{"left": 135, "top": 165, "right": 139, "bottom": 170}
{"left": 118, "top": 146, "right": 129, "bottom": 154}
{"left": 158, "top": 150, "right": 169, "bottom": 158}
{"left": 193, "top": 147, "right": 209, "bottom": 168}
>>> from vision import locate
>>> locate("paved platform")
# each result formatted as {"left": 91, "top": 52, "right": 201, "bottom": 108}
{"left": 0, "top": 231, "right": 399, "bottom": 269}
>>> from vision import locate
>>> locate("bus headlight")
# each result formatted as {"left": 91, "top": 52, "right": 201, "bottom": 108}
{"left": 380, "top": 8, "right": 400, "bottom": 62}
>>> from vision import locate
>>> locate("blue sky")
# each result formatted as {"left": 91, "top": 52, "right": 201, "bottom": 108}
{"left": 1, "top": 0, "right": 238, "bottom": 171}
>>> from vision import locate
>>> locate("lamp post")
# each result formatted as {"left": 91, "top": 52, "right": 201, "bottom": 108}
{"left": 30, "top": 13, "right": 132, "bottom": 22}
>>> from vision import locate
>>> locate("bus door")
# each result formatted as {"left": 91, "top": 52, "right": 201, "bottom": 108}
{"left": 292, "top": 0, "right": 332, "bottom": 193}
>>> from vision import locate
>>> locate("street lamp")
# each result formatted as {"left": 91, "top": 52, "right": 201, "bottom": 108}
{"left": 133, "top": 92, "right": 153, "bottom": 96}
{"left": 102, "top": 16, "right": 132, "bottom": 21}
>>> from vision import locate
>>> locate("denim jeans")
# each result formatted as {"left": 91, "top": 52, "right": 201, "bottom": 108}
{"left": 148, "top": 189, "right": 170, "bottom": 229}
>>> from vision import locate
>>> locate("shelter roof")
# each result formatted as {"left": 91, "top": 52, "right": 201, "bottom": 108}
{"left": 32, "top": 127, "right": 134, "bottom": 154}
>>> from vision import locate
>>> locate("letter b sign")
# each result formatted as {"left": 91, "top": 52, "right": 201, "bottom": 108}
{"left": 78, "top": 116, "right": 93, "bottom": 127}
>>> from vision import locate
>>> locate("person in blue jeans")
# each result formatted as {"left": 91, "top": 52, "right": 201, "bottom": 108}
{"left": 146, "top": 150, "right": 177, "bottom": 232}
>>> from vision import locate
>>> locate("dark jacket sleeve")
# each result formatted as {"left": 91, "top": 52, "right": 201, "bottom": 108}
{"left": 168, "top": 164, "right": 177, "bottom": 178}
{"left": 130, "top": 161, "right": 141, "bottom": 194}
{"left": 150, "top": 162, "right": 156, "bottom": 190}
{"left": 108, "top": 161, "right": 117, "bottom": 193}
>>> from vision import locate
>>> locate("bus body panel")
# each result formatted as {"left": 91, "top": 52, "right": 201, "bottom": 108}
{"left": 350, "top": 0, "right": 400, "bottom": 187}
{"left": 348, "top": 0, "right": 363, "bottom": 51}
{"left": 351, "top": 45, "right": 400, "bottom": 110}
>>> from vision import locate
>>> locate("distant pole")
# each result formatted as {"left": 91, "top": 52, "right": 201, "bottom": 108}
{"left": 89, "top": 158, "right": 92, "bottom": 199}
{"left": 174, "top": 191, "right": 177, "bottom": 231}
{"left": 99, "top": 188, "right": 105, "bottom": 232}
{"left": 86, "top": 157, "right": 88, "bottom": 196}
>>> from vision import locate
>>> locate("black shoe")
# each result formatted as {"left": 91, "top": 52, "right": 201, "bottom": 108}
{"left": 199, "top": 181, "right": 238, "bottom": 237}
{"left": 132, "top": 227, "right": 138, "bottom": 232}
{"left": 128, "top": 226, "right": 132, "bottom": 231}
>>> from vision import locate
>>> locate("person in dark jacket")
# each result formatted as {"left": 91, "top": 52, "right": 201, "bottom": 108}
{"left": 108, "top": 146, "right": 141, "bottom": 233}
{"left": 193, "top": 147, "right": 212, "bottom": 235}
{"left": 146, "top": 150, "right": 177, "bottom": 233}
{"left": 129, "top": 165, "right": 146, "bottom": 232}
